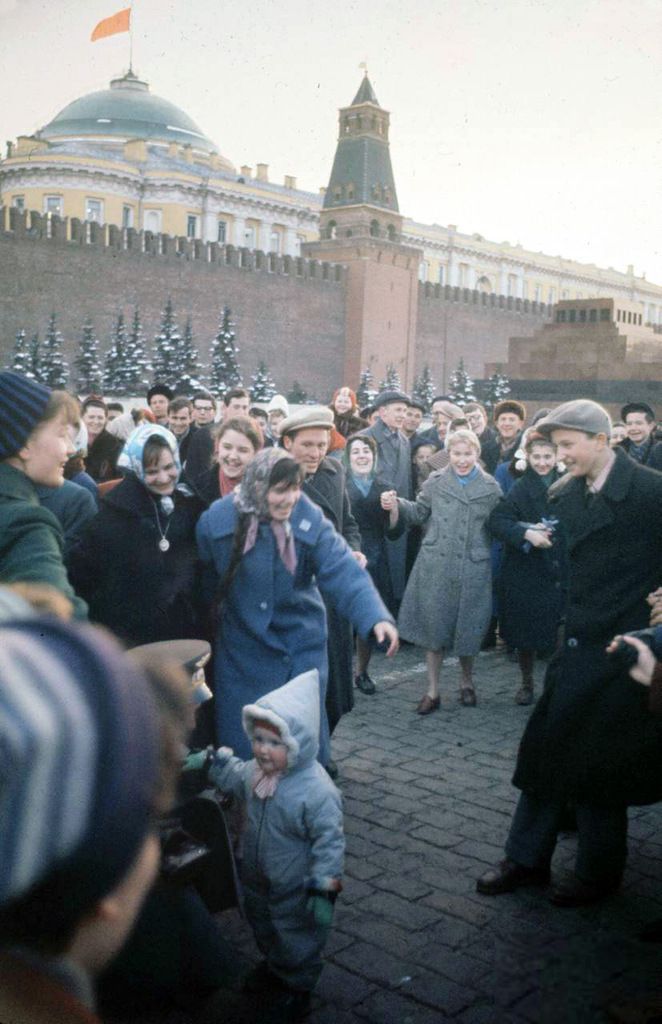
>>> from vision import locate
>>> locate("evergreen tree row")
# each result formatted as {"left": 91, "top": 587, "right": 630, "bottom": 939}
{"left": 355, "top": 360, "right": 511, "bottom": 412}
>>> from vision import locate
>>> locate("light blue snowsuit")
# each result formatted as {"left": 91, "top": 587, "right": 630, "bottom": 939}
{"left": 209, "top": 670, "right": 344, "bottom": 992}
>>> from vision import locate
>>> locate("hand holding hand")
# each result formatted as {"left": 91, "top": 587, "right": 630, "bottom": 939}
{"left": 374, "top": 621, "right": 399, "bottom": 656}
{"left": 352, "top": 550, "right": 368, "bottom": 569}
{"left": 380, "top": 490, "right": 397, "bottom": 511}
{"left": 647, "top": 588, "right": 662, "bottom": 626}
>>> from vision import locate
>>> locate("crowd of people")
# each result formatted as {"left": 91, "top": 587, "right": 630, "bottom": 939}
{"left": 1, "top": 365, "right": 662, "bottom": 1023}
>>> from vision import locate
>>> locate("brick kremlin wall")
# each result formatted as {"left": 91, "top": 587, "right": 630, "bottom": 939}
{"left": 0, "top": 208, "right": 347, "bottom": 398}
{"left": 415, "top": 282, "right": 553, "bottom": 389}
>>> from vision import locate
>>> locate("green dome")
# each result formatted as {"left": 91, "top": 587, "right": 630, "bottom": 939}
{"left": 39, "top": 71, "right": 219, "bottom": 154}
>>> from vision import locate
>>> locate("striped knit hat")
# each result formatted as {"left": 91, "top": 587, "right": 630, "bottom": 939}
{"left": 0, "top": 371, "right": 51, "bottom": 460}
{"left": 0, "top": 619, "right": 159, "bottom": 910}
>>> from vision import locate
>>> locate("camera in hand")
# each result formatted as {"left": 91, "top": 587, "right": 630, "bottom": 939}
{"left": 609, "top": 627, "right": 662, "bottom": 669}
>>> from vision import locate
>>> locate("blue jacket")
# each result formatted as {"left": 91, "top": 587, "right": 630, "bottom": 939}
{"left": 196, "top": 492, "right": 392, "bottom": 760}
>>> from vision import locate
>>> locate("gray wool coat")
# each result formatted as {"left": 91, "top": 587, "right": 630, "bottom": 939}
{"left": 394, "top": 467, "right": 501, "bottom": 654}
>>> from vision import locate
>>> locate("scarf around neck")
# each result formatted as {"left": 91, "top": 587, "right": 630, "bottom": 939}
{"left": 252, "top": 764, "right": 284, "bottom": 799}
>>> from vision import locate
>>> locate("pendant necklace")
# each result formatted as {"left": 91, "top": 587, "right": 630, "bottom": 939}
{"left": 151, "top": 497, "right": 173, "bottom": 552}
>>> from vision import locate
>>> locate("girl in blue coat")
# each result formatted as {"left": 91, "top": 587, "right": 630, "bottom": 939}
{"left": 196, "top": 448, "right": 397, "bottom": 766}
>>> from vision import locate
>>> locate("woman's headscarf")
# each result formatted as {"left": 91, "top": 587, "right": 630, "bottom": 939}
{"left": 117, "top": 424, "right": 181, "bottom": 483}
{"left": 234, "top": 448, "right": 297, "bottom": 573}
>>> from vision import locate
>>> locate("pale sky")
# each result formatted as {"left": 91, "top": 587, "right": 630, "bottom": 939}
{"left": 2, "top": 0, "right": 662, "bottom": 281}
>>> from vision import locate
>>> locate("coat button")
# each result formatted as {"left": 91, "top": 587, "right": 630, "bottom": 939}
{"left": 567, "top": 637, "right": 578, "bottom": 648}
{"left": 260, "top": 601, "right": 268, "bottom": 610}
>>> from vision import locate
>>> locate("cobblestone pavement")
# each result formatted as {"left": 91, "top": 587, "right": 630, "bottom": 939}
{"left": 111, "top": 644, "right": 662, "bottom": 1024}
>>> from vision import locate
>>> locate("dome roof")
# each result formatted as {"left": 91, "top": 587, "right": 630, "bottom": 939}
{"left": 38, "top": 71, "right": 222, "bottom": 156}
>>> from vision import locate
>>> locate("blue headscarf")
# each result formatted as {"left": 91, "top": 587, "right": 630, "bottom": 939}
{"left": 117, "top": 424, "right": 181, "bottom": 483}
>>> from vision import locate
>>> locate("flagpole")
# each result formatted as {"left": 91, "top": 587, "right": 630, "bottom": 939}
{"left": 129, "top": 0, "right": 134, "bottom": 72}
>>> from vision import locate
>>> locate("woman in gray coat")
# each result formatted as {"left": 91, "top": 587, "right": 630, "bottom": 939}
{"left": 382, "top": 429, "right": 501, "bottom": 711}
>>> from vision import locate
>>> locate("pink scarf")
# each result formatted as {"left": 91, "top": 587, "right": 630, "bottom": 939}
{"left": 252, "top": 765, "right": 284, "bottom": 799}
{"left": 243, "top": 518, "right": 297, "bottom": 575}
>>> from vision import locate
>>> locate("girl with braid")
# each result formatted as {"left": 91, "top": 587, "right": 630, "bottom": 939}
{"left": 196, "top": 448, "right": 397, "bottom": 768}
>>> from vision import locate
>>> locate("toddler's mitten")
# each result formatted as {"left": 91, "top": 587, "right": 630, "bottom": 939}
{"left": 306, "top": 890, "right": 337, "bottom": 928}
{"left": 182, "top": 746, "right": 214, "bottom": 773}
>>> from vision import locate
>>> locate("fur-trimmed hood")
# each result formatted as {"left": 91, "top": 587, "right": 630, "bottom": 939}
{"left": 242, "top": 669, "right": 320, "bottom": 770}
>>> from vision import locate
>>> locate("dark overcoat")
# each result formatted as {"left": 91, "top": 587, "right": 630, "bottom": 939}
{"left": 346, "top": 473, "right": 396, "bottom": 614}
{"left": 304, "top": 457, "right": 361, "bottom": 732}
{"left": 488, "top": 468, "right": 567, "bottom": 651}
{"left": 68, "top": 473, "right": 205, "bottom": 647}
{"left": 364, "top": 419, "right": 412, "bottom": 601}
{"left": 512, "top": 449, "right": 662, "bottom": 807}
{"left": 618, "top": 436, "right": 662, "bottom": 471}
{"left": 196, "top": 492, "right": 392, "bottom": 762}
{"left": 0, "top": 463, "right": 87, "bottom": 618}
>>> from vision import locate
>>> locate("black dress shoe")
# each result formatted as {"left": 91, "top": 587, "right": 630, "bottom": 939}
{"left": 355, "top": 671, "right": 376, "bottom": 695}
{"left": 476, "top": 858, "right": 550, "bottom": 895}
{"left": 549, "top": 873, "right": 620, "bottom": 907}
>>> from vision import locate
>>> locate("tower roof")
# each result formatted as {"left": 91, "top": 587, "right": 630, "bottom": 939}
{"left": 323, "top": 75, "right": 398, "bottom": 213}
{"left": 351, "top": 74, "right": 380, "bottom": 106}
{"left": 38, "top": 71, "right": 221, "bottom": 156}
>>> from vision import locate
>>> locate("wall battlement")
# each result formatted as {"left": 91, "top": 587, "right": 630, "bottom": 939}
{"left": 0, "top": 206, "right": 346, "bottom": 286}
{"left": 419, "top": 280, "right": 553, "bottom": 319}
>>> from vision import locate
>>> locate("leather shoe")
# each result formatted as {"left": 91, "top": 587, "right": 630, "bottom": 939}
{"left": 355, "top": 671, "right": 376, "bottom": 695}
{"left": 459, "top": 686, "right": 477, "bottom": 707}
{"left": 549, "top": 873, "right": 620, "bottom": 907}
{"left": 476, "top": 858, "right": 550, "bottom": 895}
{"left": 416, "top": 694, "right": 440, "bottom": 715}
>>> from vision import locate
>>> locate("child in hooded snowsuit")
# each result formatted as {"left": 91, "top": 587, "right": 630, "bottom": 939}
{"left": 209, "top": 669, "right": 344, "bottom": 1015}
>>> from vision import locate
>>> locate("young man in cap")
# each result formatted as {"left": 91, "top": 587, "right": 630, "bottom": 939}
{"left": 477, "top": 399, "right": 662, "bottom": 907}
{"left": 146, "top": 384, "right": 174, "bottom": 427}
{"left": 280, "top": 407, "right": 370, "bottom": 732}
{"left": 402, "top": 399, "right": 426, "bottom": 444}
{"left": 364, "top": 390, "right": 414, "bottom": 612}
{"left": 619, "top": 402, "right": 662, "bottom": 471}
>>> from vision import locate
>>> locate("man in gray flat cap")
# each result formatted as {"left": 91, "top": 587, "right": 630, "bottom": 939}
{"left": 477, "top": 399, "right": 662, "bottom": 907}
{"left": 363, "top": 390, "right": 414, "bottom": 612}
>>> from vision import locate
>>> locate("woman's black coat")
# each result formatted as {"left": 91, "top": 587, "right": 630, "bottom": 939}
{"left": 345, "top": 473, "right": 395, "bottom": 615}
{"left": 68, "top": 473, "right": 205, "bottom": 647}
{"left": 488, "top": 468, "right": 567, "bottom": 651}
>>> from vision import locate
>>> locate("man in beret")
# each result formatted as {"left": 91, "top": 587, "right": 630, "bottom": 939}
{"left": 493, "top": 399, "right": 526, "bottom": 468}
{"left": 618, "top": 402, "right": 662, "bottom": 471}
{"left": 146, "top": 383, "right": 174, "bottom": 427}
{"left": 477, "top": 399, "right": 662, "bottom": 907}
{"left": 280, "top": 407, "right": 367, "bottom": 744}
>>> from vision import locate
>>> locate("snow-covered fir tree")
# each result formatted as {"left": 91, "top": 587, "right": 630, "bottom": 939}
{"left": 120, "top": 309, "right": 152, "bottom": 394}
{"left": 174, "top": 318, "right": 204, "bottom": 394}
{"left": 209, "top": 306, "right": 242, "bottom": 393}
{"left": 447, "top": 357, "right": 476, "bottom": 405}
{"left": 250, "top": 360, "right": 276, "bottom": 401}
{"left": 103, "top": 313, "right": 129, "bottom": 394}
{"left": 27, "top": 334, "right": 42, "bottom": 382}
{"left": 40, "top": 314, "right": 69, "bottom": 388}
{"left": 411, "top": 364, "right": 435, "bottom": 411}
{"left": 74, "top": 322, "right": 103, "bottom": 394}
{"left": 481, "top": 370, "right": 512, "bottom": 410}
{"left": 378, "top": 363, "right": 402, "bottom": 392}
{"left": 152, "top": 298, "right": 181, "bottom": 385}
{"left": 356, "top": 367, "right": 377, "bottom": 406}
{"left": 287, "top": 380, "right": 308, "bottom": 404}
{"left": 9, "top": 329, "right": 30, "bottom": 376}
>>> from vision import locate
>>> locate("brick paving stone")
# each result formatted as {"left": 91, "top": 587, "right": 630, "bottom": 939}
{"left": 401, "top": 969, "right": 477, "bottom": 1016}
{"left": 357, "top": 891, "right": 441, "bottom": 930}
{"left": 315, "top": 963, "right": 377, "bottom": 1009}
{"left": 354, "top": 988, "right": 446, "bottom": 1024}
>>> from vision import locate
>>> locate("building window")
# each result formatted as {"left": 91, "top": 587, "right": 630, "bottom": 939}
{"left": 12, "top": 196, "right": 25, "bottom": 210}
{"left": 326, "top": 220, "right": 337, "bottom": 240}
{"left": 534, "top": 285, "right": 542, "bottom": 302}
{"left": 438, "top": 265, "right": 445, "bottom": 285}
{"left": 418, "top": 261, "right": 428, "bottom": 283}
{"left": 507, "top": 274, "right": 517, "bottom": 297}
{"left": 387, "top": 224, "right": 396, "bottom": 241}
{"left": 548, "top": 287, "right": 556, "bottom": 303}
{"left": 186, "top": 215, "right": 198, "bottom": 239}
{"left": 600, "top": 308, "right": 610, "bottom": 322}
{"left": 44, "top": 196, "right": 63, "bottom": 216}
{"left": 217, "top": 220, "right": 227, "bottom": 243}
{"left": 144, "top": 210, "right": 162, "bottom": 233}
{"left": 269, "top": 231, "right": 281, "bottom": 254}
{"left": 244, "top": 226, "right": 255, "bottom": 248}
{"left": 122, "top": 205, "right": 134, "bottom": 229}
{"left": 296, "top": 234, "right": 306, "bottom": 253}
{"left": 370, "top": 219, "right": 380, "bottom": 237}
{"left": 569, "top": 309, "right": 576, "bottom": 322}
{"left": 561, "top": 289, "right": 569, "bottom": 300}
{"left": 85, "top": 198, "right": 104, "bottom": 224}
{"left": 346, "top": 183, "right": 355, "bottom": 201}
{"left": 557, "top": 310, "right": 566, "bottom": 322}
{"left": 589, "top": 308, "right": 597, "bottom": 322}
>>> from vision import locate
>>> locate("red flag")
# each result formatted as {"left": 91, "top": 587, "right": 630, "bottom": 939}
{"left": 91, "top": 8, "right": 131, "bottom": 42}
